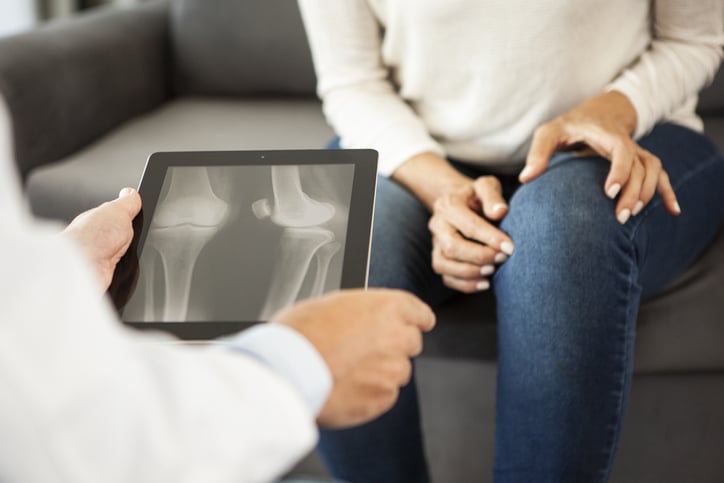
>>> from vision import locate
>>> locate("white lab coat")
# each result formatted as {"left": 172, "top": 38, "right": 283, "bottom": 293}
{"left": 0, "top": 98, "right": 318, "bottom": 483}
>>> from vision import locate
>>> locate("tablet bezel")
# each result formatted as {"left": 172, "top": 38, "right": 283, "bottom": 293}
{"left": 115, "top": 149, "right": 378, "bottom": 340}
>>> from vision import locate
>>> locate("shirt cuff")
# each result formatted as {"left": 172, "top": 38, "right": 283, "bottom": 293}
{"left": 218, "top": 324, "right": 333, "bottom": 416}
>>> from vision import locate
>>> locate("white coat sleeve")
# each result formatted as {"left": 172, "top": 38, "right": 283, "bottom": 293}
{"left": 297, "top": 0, "right": 445, "bottom": 176}
{"left": 0, "top": 229, "right": 320, "bottom": 483}
{"left": 606, "top": 0, "right": 724, "bottom": 139}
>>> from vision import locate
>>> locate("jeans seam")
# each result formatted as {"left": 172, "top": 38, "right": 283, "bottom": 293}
{"left": 600, "top": 237, "right": 638, "bottom": 483}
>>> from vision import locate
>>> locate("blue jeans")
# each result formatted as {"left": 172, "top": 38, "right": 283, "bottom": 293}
{"left": 317, "top": 124, "right": 724, "bottom": 482}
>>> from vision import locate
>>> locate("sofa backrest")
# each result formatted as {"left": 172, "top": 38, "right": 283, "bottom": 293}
{"left": 171, "top": 0, "right": 317, "bottom": 97}
{"left": 699, "top": 65, "right": 724, "bottom": 115}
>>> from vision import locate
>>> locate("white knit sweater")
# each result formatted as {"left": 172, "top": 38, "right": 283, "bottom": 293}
{"left": 298, "top": 0, "right": 724, "bottom": 175}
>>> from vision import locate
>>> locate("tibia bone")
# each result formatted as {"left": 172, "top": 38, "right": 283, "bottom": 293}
{"left": 143, "top": 250, "right": 157, "bottom": 321}
{"left": 252, "top": 165, "right": 335, "bottom": 227}
{"left": 147, "top": 225, "right": 219, "bottom": 321}
{"left": 309, "top": 241, "right": 341, "bottom": 298}
{"left": 259, "top": 227, "right": 335, "bottom": 320}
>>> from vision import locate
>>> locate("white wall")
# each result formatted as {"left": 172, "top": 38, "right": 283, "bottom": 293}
{"left": 0, "top": 0, "right": 37, "bottom": 37}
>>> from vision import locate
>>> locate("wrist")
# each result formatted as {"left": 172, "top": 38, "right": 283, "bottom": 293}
{"left": 575, "top": 91, "right": 638, "bottom": 136}
{"left": 391, "top": 152, "right": 471, "bottom": 211}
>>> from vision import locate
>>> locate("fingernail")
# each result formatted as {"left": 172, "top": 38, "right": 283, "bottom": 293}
{"left": 494, "top": 253, "right": 508, "bottom": 264}
{"left": 492, "top": 203, "right": 507, "bottom": 213}
{"left": 606, "top": 183, "right": 621, "bottom": 199}
{"left": 480, "top": 264, "right": 495, "bottom": 276}
{"left": 476, "top": 280, "right": 490, "bottom": 291}
{"left": 632, "top": 200, "right": 644, "bottom": 216}
{"left": 673, "top": 201, "right": 681, "bottom": 214}
{"left": 617, "top": 208, "right": 631, "bottom": 225}
{"left": 119, "top": 187, "right": 134, "bottom": 197}
{"left": 519, "top": 166, "right": 533, "bottom": 181}
{"left": 501, "top": 241, "right": 515, "bottom": 255}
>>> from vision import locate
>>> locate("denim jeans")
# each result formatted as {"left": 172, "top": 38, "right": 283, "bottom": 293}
{"left": 317, "top": 124, "right": 724, "bottom": 483}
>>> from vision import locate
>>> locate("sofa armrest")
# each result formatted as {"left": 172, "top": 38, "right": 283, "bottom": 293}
{"left": 0, "top": 1, "right": 171, "bottom": 180}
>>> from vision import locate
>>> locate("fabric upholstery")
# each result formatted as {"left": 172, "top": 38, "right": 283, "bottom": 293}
{"left": 171, "top": 0, "right": 317, "bottom": 97}
{"left": 699, "top": 65, "right": 724, "bottom": 114}
{"left": 0, "top": 1, "right": 170, "bottom": 180}
{"left": 26, "top": 98, "right": 334, "bottom": 221}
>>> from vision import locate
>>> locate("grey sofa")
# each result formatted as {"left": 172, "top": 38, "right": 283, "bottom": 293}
{"left": 1, "top": 1, "right": 723, "bottom": 482}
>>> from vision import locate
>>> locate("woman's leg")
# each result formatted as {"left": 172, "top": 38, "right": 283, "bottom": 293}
{"left": 317, "top": 174, "right": 455, "bottom": 483}
{"left": 492, "top": 123, "right": 724, "bottom": 482}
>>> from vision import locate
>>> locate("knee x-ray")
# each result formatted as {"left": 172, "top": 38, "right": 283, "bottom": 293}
{"left": 121, "top": 163, "right": 355, "bottom": 322}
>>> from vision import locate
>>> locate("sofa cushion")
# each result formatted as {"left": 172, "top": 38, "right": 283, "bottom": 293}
{"left": 26, "top": 97, "right": 334, "bottom": 221}
{"left": 170, "top": 0, "right": 317, "bottom": 97}
{"left": 634, "top": 228, "right": 724, "bottom": 373}
{"left": 703, "top": 116, "right": 724, "bottom": 153}
{"left": 699, "top": 65, "right": 724, "bottom": 115}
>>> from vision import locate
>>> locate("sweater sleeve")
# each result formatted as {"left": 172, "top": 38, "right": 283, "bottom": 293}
{"left": 297, "top": 0, "right": 445, "bottom": 176}
{"left": 606, "top": 0, "right": 724, "bottom": 139}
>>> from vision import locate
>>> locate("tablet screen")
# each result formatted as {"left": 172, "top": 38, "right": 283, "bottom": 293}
{"left": 110, "top": 150, "right": 377, "bottom": 339}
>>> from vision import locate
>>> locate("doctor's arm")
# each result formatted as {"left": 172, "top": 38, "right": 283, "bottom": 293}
{"left": 2, "top": 217, "right": 433, "bottom": 483}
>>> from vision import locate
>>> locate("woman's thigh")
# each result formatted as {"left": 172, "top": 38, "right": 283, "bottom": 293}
{"left": 633, "top": 123, "right": 724, "bottom": 298}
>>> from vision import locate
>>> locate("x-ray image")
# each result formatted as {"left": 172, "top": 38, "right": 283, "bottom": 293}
{"left": 122, "top": 163, "right": 355, "bottom": 322}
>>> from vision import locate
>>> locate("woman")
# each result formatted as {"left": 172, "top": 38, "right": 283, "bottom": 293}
{"left": 298, "top": 1, "right": 724, "bottom": 481}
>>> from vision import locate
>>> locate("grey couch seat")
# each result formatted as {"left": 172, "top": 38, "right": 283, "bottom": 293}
{"left": 27, "top": 98, "right": 334, "bottom": 220}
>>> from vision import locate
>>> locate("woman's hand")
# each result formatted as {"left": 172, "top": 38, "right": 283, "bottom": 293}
{"left": 392, "top": 153, "right": 514, "bottom": 294}
{"left": 428, "top": 176, "right": 514, "bottom": 293}
{"left": 519, "top": 91, "right": 680, "bottom": 224}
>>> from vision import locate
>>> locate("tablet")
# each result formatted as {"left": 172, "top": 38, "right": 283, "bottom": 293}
{"left": 108, "top": 149, "right": 378, "bottom": 340}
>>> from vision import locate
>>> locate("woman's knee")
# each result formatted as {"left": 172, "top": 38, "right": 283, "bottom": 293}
{"left": 498, "top": 156, "right": 632, "bottom": 279}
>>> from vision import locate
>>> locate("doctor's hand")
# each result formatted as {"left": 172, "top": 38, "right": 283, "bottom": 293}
{"left": 519, "top": 91, "right": 680, "bottom": 224}
{"left": 62, "top": 188, "right": 142, "bottom": 291}
{"left": 272, "top": 289, "right": 436, "bottom": 429}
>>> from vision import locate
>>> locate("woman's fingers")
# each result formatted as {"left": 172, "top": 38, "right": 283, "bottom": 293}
{"left": 442, "top": 275, "right": 491, "bottom": 294}
{"left": 428, "top": 216, "right": 499, "bottom": 265}
{"left": 603, "top": 137, "right": 636, "bottom": 200}
{"left": 431, "top": 240, "right": 496, "bottom": 280}
{"left": 657, "top": 170, "right": 681, "bottom": 216}
{"left": 520, "top": 123, "right": 560, "bottom": 183}
{"left": 432, "top": 189, "right": 515, "bottom": 255}
{"left": 429, "top": 220, "right": 498, "bottom": 292}
{"left": 615, "top": 157, "right": 644, "bottom": 224}
{"left": 472, "top": 176, "right": 508, "bottom": 220}
{"left": 612, "top": 147, "right": 679, "bottom": 222}
{"left": 635, "top": 148, "right": 662, "bottom": 215}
